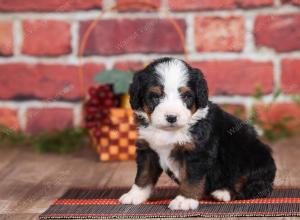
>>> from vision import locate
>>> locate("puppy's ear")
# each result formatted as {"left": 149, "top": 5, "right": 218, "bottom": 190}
{"left": 191, "top": 68, "right": 209, "bottom": 108}
{"left": 129, "top": 70, "right": 144, "bottom": 110}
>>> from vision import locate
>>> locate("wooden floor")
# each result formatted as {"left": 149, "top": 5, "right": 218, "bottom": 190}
{"left": 1, "top": 137, "right": 300, "bottom": 220}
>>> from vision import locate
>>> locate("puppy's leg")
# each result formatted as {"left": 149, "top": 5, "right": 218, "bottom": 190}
{"left": 237, "top": 167, "right": 275, "bottom": 199}
{"left": 119, "top": 139, "right": 162, "bottom": 205}
{"left": 119, "top": 184, "right": 152, "bottom": 205}
{"left": 237, "top": 142, "right": 276, "bottom": 200}
{"left": 205, "top": 168, "right": 234, "bottom": 202}
{"left": 169, "top": 161, "right": 204, "bottom": 210}
{"left": 168, "top": 180, "right": 201, "bottom": 210}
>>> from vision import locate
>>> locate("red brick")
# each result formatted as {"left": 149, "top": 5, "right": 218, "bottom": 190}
{"left": 113, "top": 61, "right": 145, "bottom": 72}
{"left": 0, "top": 0, "right": 101, "bottom": 12}
{"left": 254, "top": 103, "right": 300, "bottom": 132}
{"left": 79, "top": 19, "right": 186, "bottom": 55}
{"left": 0, "top": 63, "right": 105, "bottom": 100}
{"left": 281, "top": 0, "right": 300, "bottom": 6}
{"left": 26, "top": 108, "right": 73, "bottom": 133}
{"left": 116, "top": 0, "right": 160, "bottom": 11}
{"left": 255, "top": 14, "right": 300, "bottom": 52}
{"left": 0, "top": 108, "right": 19, "bottom": 131}
{"left": 0, "top": 21, "right": 13, "bottom": 56}
{"left": 168, "top": 0, "right": 236, "bottom": 11}
{"left": 281, "top": 59, "right": 300, "bottom": 94}
{"left": 195, "top": 16, "right": 244, "bottom": 52}
{"left": 236, "top": 0, "right": 273, "bottom": 8}
{"left": 22, "top": 20, "right": 71, "bottom": 56}
{"left": 191, "top": 60, "right": 273, "bottom": 96}
{"left": 168, "top": 0, "right": 273, "bottom": 11}
{"left": 220, "top": 104, "right": 247, "bottom": 119}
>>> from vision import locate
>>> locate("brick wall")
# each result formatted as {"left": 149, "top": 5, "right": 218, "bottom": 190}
{"left": 0, "top": 0, "right": 300, "bottom": 133}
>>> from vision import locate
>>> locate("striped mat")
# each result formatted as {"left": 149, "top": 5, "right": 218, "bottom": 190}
{"left": 40, "top": 187, "right": 300, "bottom": 219}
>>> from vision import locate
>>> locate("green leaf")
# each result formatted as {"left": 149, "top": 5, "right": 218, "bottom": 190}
{"left": 249, "top": 108, "right": 260, "bottom": 125}
{"left": 292, "top": 95, "right": 300, "bottom": 107}
{"left": 33, "top": 128, "right": 87, "bottom": 154}
{"left": 253, "top": 85, "right": 264, "bottom": 100}
{"left": 273, "top": 88, "right": 282, "bottom": 101}
{"left": 264, "top": 129, "right": 276, "bottom": 141}
{"left": 0, "top": 124, "right": 27, "bottom": 145}
{"left": 0, "top": 125, "right": 88, "bottom": 154}
{"left": 281, "top": 116, "right": 294, "bottom": 123}
{"left": 94, "top": 69, "right": 133, "bottom": 94}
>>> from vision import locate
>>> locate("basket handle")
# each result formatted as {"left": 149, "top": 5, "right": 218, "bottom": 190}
{"left": 78, "top": 1, "right": 188, "bottom": 97}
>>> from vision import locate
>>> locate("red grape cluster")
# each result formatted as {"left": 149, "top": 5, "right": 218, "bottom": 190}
{"left": 84, "top": 85, "right": 119, "bottom": 137}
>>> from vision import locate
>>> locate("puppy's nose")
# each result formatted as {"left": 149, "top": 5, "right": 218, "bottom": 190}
{"left": 166, "top": 115, "right": 177, "bottom": 124}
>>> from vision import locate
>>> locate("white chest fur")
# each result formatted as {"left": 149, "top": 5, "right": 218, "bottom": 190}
{"left": 138, "top": 126, "right": 192, "bottom": 179}
{"left": 155, "top": 146, "right": 180, "bottom": 179}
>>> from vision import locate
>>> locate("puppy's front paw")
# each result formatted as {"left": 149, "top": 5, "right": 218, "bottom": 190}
{"left": 211, "top": 189, "right": 231, "bottom": 202}
{"left": 168, "top": 195, "right": 199, "bottom": 210}
{"left": 119, "top": 192, "right": 146, "bottom": 205}
{"left": 119, "top": 184, "right": 152, "bottom": 205}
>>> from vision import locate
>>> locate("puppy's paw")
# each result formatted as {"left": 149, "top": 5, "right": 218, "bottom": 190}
{"left": 211, "top": 189, "right": 231, "bottom": 202}
{"left": 119, "top": 192, "right": 146, "bottom": 205}
{"left": 119, "top": 184, "right": 151, "bottom": 205}
{"left": 168, "top": 195, "right": 199, "bottom": 210}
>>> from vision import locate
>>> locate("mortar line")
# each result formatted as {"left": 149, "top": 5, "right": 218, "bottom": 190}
{"left": 0, "top": 5, "right": 299, "bottom": 21}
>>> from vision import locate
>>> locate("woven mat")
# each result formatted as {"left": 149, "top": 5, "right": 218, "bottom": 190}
{"left": 40, "top": 187, "right": 300, "bottom": 219}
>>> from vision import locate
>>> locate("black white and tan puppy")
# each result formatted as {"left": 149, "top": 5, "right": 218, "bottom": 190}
{"left": 119, "top": 57, "right": 276, "bottom": 210}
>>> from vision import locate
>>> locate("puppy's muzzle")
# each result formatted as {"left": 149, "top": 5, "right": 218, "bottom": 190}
{"left": 166, "top": 115, "right": 177, "bottom": 124}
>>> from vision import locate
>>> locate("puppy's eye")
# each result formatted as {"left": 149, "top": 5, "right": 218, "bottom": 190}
{"left": 146, "top": 92, "right": 161, "bottom": 111}
{"left": 181, "top": 92, "right": 194, "bottom": 108}
{"left": 148, "top": 92, "right": 161, "bottom": 100}
{"left": 181, "top": 92, "right": 193, "bottom": 100}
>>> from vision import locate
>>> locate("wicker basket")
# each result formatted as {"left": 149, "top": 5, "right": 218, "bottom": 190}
{"left": 89, "top": 108, "right": 137, "bottom": 161}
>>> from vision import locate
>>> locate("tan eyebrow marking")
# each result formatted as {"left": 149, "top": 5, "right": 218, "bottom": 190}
{"left": 178, "top": 86, "right": 191, "bottom": 94}
{"left": 149, "top": 86, "right": 162, "bottom": 94}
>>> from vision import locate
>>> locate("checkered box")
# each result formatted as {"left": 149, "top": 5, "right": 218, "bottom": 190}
{"left": 90, "top": 108, "right": 137, "bottom": 161}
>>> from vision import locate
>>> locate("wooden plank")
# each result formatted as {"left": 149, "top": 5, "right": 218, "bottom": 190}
{"left": 272, "top": 137, "right": 300, "bottom": 187}
{"left": 3, "top": 149, "right": 120, "bottom": 214}
{"left": 0, "top": 136, "right": 299, "bottom": 220}
{"left": 0, "top": 148, "right": 20, "bottom": 172}
{"left": 0, "top": 213, "right": 40, "bottom": 220}
{"left": 0, "top": 150, "right": 63, "bottom": 214}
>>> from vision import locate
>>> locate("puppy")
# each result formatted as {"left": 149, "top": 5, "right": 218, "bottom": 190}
{"left": 119, "top": 57, "right": 276, "bottom": 210}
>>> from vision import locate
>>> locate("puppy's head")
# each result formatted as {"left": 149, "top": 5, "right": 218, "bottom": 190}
{"left": 129, "top": 57, "right": 208, "bottom": 130}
